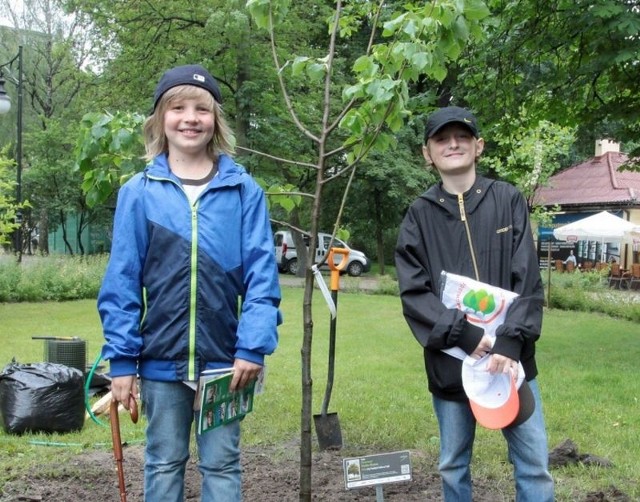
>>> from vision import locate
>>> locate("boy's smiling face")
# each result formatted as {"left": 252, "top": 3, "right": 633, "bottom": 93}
{"left": 163, "top": 87, "right": 215, "bottom": 157}
{"left": 423, "top": 123, "right": 484, "bottom": 177}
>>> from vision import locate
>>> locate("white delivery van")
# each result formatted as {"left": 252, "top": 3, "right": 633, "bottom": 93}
{"left": 273, "top": 230, "right": 371, "bottom": 277}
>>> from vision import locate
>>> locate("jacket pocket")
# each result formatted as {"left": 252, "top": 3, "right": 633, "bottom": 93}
{"left": 424, "top": 348, "right": 465, "bottom": 397}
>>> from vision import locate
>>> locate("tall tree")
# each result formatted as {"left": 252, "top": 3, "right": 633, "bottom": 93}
{"left": 458, "top": 0, "right": 640, "bottom": 164}
{"left": 25, "top": 119, "right": 113, "bottom": 254}
{"left": 1, "top": 0, "right": 102, "bottom": 253}
{"left": 0, "top": 147, "right": 22, "bottom": 248}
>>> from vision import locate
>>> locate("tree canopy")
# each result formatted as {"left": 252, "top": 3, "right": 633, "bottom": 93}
{"left": 1, "top": 0, "right": 639, "bottom": 259}
{"left": 460, "top": 0, "right": 640, "bottom": 162}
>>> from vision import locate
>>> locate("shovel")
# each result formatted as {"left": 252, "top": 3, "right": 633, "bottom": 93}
{"left": 314, "top": 247, "right": 349, "bottom": 450}
{"left": 110, "top": 393, "right": 139, "bottom": 502}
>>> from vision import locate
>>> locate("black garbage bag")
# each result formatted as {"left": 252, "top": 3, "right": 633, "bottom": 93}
{"left": 0, "top": 361, "right": 85, "bottom": 435}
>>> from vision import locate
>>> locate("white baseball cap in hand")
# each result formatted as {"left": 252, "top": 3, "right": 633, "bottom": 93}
{"left": 461, "top": 355, "right": 534, "bottom": 430}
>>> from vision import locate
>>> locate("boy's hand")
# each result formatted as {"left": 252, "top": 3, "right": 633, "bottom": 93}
{"left": 231, "top": 359, "right": 262, "bottom": 391}
{"left": 470, "top": 334, "right": 494, "bottom": 360}
{"left": 111, "top": 375, "right": 138, "bottom": 410}
{"left": 487, "top": 353, "right": 518, "bottom": 377}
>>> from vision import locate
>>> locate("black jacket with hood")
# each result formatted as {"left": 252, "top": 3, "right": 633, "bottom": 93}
{"left": 395, "top": 175, "right": 544, "bottom": 401}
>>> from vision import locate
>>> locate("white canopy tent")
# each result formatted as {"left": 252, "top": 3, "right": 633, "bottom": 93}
{"left": 553, "top": 211, "right": 637, "bottom": 263}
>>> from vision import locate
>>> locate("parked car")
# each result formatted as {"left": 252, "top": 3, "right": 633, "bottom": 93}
{"left": 273, "top": 230, "right": 371, "bottom": 277}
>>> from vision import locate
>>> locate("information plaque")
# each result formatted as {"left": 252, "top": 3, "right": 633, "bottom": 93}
{"left": 343, "top": 450, "right": 412, "bottom": 489}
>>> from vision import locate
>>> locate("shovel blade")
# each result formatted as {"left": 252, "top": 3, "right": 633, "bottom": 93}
{"left": 313, "top": 412, "right": 343, "bottom": 450}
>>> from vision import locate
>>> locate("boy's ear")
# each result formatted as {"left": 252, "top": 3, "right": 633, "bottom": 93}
{"left": 475, "top": 138, "right": 485, "bottom": 158}
{"left": 422, "top": 145, "right": 433, "bottom": 165}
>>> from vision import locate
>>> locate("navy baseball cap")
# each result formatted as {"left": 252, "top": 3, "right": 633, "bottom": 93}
{"left": 153, "top": 64, "right": 222, "bottom": 110}
{"left": 425, "top": 106, "right": 479, "bottom": 140}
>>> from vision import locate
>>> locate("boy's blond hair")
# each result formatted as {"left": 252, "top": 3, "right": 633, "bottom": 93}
{"left": 143, "top": 85, "right": 235, "bottom": 161}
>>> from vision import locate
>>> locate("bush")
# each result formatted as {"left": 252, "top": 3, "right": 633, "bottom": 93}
{"left": 0, "top": 262, "right": 21, "bottom": 302}
{"left": 372, "top": 274, "right": 400, "bottom": 296}
{"left": 1, "top": 257, "right": 638, "bottom": 324}
{"left": 0, "top": 255, "right": 108, "bottom": 302}
{"left": 545, "top": 270, "right": 640, "bottom": 323}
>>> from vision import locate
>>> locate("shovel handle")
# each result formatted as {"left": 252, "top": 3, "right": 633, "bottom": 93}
{"left": 328, "top": 247, "right": 349, "bottom": 290}
{"left": 110, "top": 395, "right": 138, "bottom": 502}
{"left": 128, "top": 394, "right": 139, "bottom": 424}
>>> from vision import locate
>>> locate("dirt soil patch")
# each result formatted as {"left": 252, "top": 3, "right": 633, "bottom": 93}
{"left": 0, "top": 442, "right": 499, "bottom": 501}
{"left": 0, "top": 442, "right": 631, "bottom": 501}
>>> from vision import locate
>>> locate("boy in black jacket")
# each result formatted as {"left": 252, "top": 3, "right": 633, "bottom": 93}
{"left": 395, "top": 106, "right": 554, "bottom": 502}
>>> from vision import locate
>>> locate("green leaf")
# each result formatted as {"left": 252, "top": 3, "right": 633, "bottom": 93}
{"left": 403, "top": 18, "right": 418, "bottom": 38}
{"left": 343, "top": 83, "right": 364, "bottom": 101}
{"left": 291, "top": 56, "right": 310, "bottom": 77}
{"left": 247, "top": 0, "right": 291, "bottom": 30}
{"left": 353, "top": 55, "right": 378, "bottom": 79}
{"left": 464, "top": 0, "right": 491, "bottom": 21}
{"left": 382, "top": 13, "right": 407, "bottom": 37}
{"left": 306, "top": 63, "right": 326, "bottom": 81}
{"left": 431, "top": 62, "right": 448, "bottom": 83}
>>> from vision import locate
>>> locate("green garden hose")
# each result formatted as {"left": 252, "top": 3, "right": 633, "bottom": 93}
{"left": 85, "top": 351, "right": 108, "bottom": 427}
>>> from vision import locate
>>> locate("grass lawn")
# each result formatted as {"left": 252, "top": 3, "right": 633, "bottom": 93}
{"left": 1, "top": 287, "right": 639, "bottom": 500}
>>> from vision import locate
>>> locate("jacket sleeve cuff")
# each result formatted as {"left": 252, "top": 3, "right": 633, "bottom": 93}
{"left": 492, "top": 335, "right": 522, "bottom": 361}
{"left": 235, "top": 349, "right": 265, "bottom": 366}
{"left": 457, "top": 320, "right": 485, "bottom": 355}
{"left": 108, "top": 358, "right": 138, "bottom": 377}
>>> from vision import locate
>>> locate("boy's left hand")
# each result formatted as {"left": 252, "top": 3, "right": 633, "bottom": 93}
{"left": 231, "top": 359, "right": 262, "bottom": 391}
{"left": 487, "top": 353, "right": 518, "bottom": 377}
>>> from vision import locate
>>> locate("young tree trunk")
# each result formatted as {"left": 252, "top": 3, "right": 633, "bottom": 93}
{"left": 373, "top": 189, "right": 386, "bottom": 275}
{"left": 59, "top": 210, "right": 74, "bottom": 255}
{"left": 76, "top": 211, "right": 86, "bottom": 255}
{"left": 299, "top": 271, "right": 315, "bottom": 500}
{"left": 38, "top": 209, "right": 49, "bottom": 255}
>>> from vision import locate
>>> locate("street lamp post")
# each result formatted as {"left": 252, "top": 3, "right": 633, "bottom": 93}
{"left": 0, "top": 45, "right": 24, "bottom": 262}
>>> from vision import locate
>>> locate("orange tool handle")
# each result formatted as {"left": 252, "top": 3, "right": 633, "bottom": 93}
{"left": 328, "top": 247, "right": 349, "bottom": 291}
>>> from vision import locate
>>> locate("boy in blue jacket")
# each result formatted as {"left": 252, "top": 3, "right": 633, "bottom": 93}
{"left": 98, "top": 64, "right": 282, "bottom": 501}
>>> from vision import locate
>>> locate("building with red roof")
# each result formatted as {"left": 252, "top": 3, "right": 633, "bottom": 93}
{"left": 534, "top": 141, "right": 640, "bottom": 268}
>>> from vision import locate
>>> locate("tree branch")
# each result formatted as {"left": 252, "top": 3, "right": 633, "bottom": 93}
{"left": 326, "top": 0, "right": 385, "bottom": 135}
{"left": 236, "top": 146, "right": 317, "bottom": 169}
{"left": 267, "top": 4, "right": 319, "bottom": 143}
{"left": 266, "top": 190, "right": 315, "bottom": 200}
{"left": 269, "top": 219, "right": 310, "bottom": 237}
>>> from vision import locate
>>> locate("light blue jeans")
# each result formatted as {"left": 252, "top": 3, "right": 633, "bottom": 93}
{"left": 432, "top": 379, "right": 554, "bottom": 502}
{"left": 141, "top": 379, "right": 241, "bottom": 502}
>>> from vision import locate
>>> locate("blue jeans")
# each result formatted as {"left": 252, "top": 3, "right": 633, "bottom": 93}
{"left": 432, "top": 379, "right": 554, "bottom": 502}
{"left": 141, "top": 379, "right": 241, "bottom": 502}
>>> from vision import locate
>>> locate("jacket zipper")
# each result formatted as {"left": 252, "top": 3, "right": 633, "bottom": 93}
{"left": 188, "top": 202, "right": 199, "bottom": 381}
{"left": 457, "top": 194, "right": 480, "bottom": 281}
{"left": 148, "top": 173, "right": 200, "bottom": 380}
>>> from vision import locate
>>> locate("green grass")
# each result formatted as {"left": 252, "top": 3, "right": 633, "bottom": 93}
{"left": 1, "top": 290, "right": 639, "bottom": 500}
